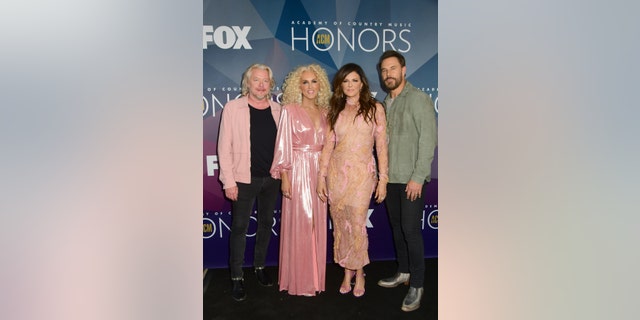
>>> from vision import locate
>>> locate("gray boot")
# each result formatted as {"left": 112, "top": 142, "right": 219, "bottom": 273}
{"left": 401, "top": 287, "right": 423, "bottom": 312}
{"left": 377, "top": 272, "right": 410, "bottom": 288}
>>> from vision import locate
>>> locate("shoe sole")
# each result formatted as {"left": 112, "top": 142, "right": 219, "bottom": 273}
{"left": 377, "top": 281, "right": 409, "bottom": 288}
{"left": 232, "top": 295, "right": 246, "bottom": 302}
{"left": 401, "top": 303, "right": 420, "bottom": 312}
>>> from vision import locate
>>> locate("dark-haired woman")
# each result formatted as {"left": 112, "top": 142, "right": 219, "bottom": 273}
{"left": 317, "top": 63, "right": 388, "bottom": 298}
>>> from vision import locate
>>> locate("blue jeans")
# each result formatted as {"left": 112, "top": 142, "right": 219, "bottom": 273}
{"left": 385, "top": 183, "right": 425, "bottom": 287}
{"left": 229, "top": 176, "right": 280, "bottom": 279}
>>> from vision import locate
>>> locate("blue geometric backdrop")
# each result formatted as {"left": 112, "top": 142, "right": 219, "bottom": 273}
{"left": 203, "top": 0, "right": 438, "bottom": 269}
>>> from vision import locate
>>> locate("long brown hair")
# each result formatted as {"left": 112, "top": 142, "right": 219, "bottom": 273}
{"left": 327, "top": 63, "right": 378, "bottom": 131}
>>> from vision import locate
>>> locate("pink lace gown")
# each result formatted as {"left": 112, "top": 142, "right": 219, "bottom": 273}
{"left": 319, "top": 104, "right": 388, "bottom": 270}
{"left": 270, "top": 104, "right": 328, "bottom": 296}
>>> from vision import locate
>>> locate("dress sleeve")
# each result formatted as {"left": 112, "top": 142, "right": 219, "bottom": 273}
{"left": 318, "top": 127, "right": 336, "bottom": 178}
{"left": 374, "top": 102, "right": 389, "bottom": 183}
{"left": 270, "top": 106, "right": 293, "bottom": 179}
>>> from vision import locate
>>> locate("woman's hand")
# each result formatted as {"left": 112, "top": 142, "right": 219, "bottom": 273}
{"left": 374, "top": 181, "right": 387, "bottom": 204}
{"left": 317, "top": 178, "right": 328, "bottom": 202}
{"left": 281, "top": 173, "right": 291, "bottom": 199}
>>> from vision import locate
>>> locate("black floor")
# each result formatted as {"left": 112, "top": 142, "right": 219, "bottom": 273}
{"left": 203, "top": 258, "right": 437, "bottom": 320}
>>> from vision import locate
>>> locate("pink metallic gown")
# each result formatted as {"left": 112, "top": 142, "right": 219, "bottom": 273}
{"left": 318, "top": 104, "right": 388, "bottom": 270}
{"left": 270, "top": 104, "right": 328, "bottom": 296}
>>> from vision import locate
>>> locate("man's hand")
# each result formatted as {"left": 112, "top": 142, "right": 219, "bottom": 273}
{"left": 224, "top": 186, "right": 239, "bottom": 201}
{"left": 405, "top": 180, "right": 423, "bottom": 201}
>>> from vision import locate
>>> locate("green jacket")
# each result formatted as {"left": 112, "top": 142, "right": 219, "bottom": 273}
{"left": 383, "top": 82, "right": 437, "bottom": 184}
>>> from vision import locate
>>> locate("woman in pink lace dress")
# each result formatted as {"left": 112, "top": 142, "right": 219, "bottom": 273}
{"left": 270, "top": 64, "right": 331, "bottom": 296}
{"left": 317, "top": 63, "right": 388, "bottom": 298}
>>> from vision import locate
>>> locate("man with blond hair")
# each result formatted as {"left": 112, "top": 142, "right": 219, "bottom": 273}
{"left": 218, "top": 63, "right": 282, "bottom": 301}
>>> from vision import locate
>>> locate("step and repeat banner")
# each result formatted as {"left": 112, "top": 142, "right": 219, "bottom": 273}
{"left": 203, "top": 0, "right": 438, "bottom": 269}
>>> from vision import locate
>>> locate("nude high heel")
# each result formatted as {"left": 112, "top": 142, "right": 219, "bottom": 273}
{"left": 339, "top": 269, "right": 355, "bottom": 294}
{"left": 353, "top": 271, "right": 366, "bottom": 298}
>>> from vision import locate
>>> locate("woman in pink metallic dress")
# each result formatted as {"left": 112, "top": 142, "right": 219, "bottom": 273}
{"left": 270, "top": 64, "right": 332, "bottom": 296}
{"left": 317, "top": 63, "right": 388, "bottom": 298}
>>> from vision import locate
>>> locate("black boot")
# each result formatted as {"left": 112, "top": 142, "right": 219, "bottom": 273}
{"left": 254, "top": 267, "right": 273, "bottom": 287}
{"left": 231, "top": 279, "right": 246, "bottom": 301}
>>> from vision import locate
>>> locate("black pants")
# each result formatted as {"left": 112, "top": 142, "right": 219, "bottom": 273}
{"left": 385, "top": 183, "right": 426, "bottom": 287}
{"left": 229, "top": 176, "right": 280, "bottom": 279}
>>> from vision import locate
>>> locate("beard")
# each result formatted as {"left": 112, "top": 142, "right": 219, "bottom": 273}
{"left": 384, "top": 76, "right": 402, "bottom": 90}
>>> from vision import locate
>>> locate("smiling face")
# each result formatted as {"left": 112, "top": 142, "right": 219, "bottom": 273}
{"left": 299, "top": 70, "right": 319, "bottom": 102}
{"left": 341, "top": 71, "right": 363, "bottom": 100}
{"left": 246, "top": 68, "right": 271, "bottom": 101}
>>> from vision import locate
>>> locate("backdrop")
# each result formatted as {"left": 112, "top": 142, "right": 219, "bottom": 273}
{"left": 203, "top": 0, "right": 438, "bottom": 269}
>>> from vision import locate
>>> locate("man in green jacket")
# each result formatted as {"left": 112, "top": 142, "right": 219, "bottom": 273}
{"left": 376, "top": 50, "right": 437, "bottom": 312}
